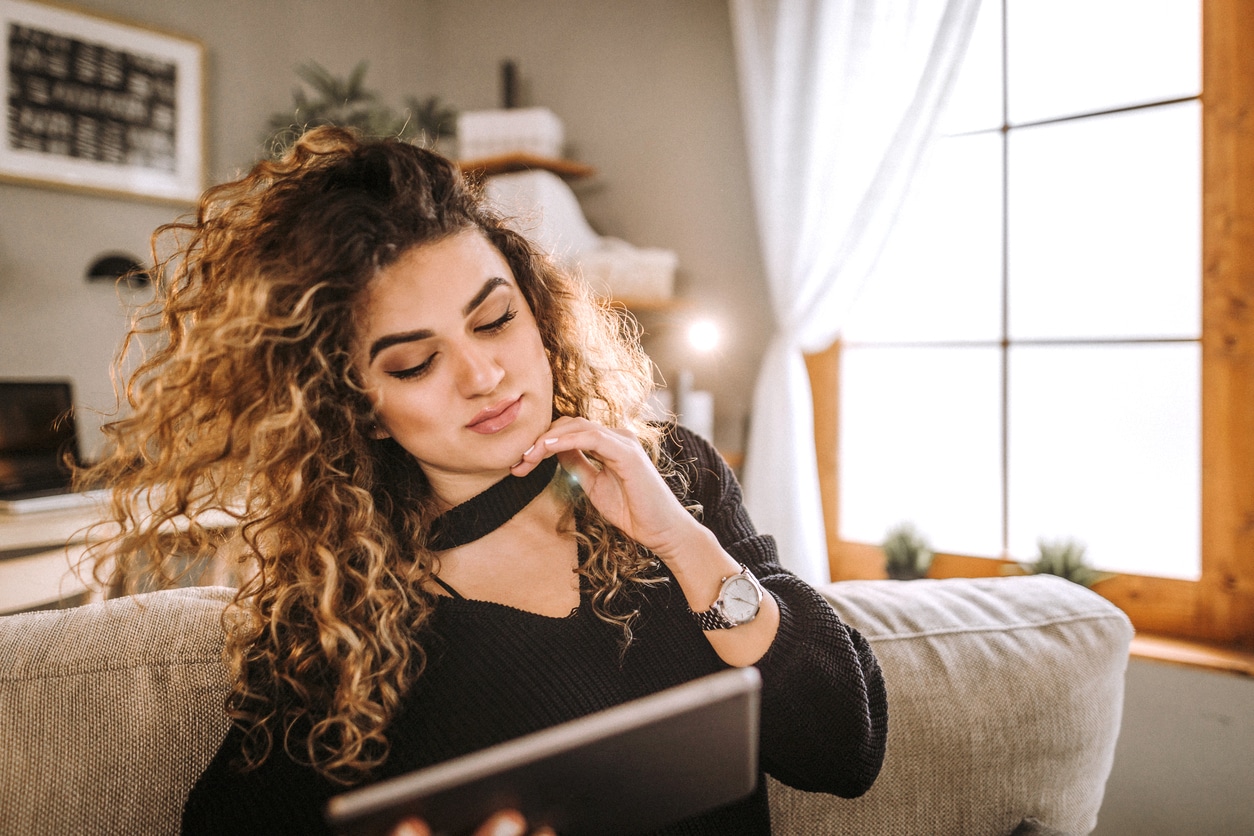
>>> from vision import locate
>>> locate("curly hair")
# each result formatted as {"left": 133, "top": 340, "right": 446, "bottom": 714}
{"left": 78, "top": 126, "right": 670, "bottom": 783}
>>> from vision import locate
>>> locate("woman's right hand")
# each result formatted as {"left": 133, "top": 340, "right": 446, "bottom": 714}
{"left": 390, "top": 808, "right": 555, "bottom": 836}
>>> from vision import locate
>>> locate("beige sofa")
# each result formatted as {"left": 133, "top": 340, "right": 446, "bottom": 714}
{"left": 0, "top": 575, "right": 1132, "bottom": 835}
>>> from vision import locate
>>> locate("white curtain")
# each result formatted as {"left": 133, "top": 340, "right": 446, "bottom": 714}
{"left": 730, "top": 0, "right": 983, "bottom": 585}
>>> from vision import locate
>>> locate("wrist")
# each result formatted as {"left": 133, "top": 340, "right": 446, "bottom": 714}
{"left": 651, "top": 522, "right": 732, "bottom": 578}
{"left": 688, "top": 564, "right": 765, "bottom": 631}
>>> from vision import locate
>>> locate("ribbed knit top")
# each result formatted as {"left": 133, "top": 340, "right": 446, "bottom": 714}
{"left": 181, "top": 426, "right": 888, "bottom": 835}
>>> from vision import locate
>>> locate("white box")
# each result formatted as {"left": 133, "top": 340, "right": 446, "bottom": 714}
{"left": 457, "top": 107, "right": 565, "bottom": 160}
{"left": 577, "top": 241, "right": 678, "bottom": 301}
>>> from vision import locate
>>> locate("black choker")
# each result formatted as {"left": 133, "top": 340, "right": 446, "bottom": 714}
{"left": 427, "top": 456, "right": 559, "bottom": 551}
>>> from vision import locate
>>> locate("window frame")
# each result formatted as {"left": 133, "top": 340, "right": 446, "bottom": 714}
{"left": 809, "top": 0, "right": 1254, "bottom": 649}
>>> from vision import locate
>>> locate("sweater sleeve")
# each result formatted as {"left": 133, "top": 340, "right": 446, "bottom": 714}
{"left": 665, "top": 425, "right": 888, "bottom": 798}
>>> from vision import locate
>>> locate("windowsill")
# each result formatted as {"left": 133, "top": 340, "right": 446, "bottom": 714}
{"left": 1129, "top": 633, "right": 1254, "bottom": 677}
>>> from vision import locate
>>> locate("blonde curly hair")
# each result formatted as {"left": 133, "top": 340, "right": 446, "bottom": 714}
{"left": 79, "top": 126, "right": 671, "bottom": 783}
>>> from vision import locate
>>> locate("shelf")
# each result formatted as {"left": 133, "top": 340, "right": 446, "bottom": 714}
{"left": 457, "top": 153, "right": 596, "bottom": 180}
{"left": 0, "top": 544, "right": 89, "bottom": 615}
{"left": 1130, "top": 633, "right": 1254, "bottom": 677}
{"left": 605, "top": 296, "right": 690, "bottom": 314}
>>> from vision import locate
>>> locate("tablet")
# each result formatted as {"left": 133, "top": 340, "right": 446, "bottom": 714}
{"left": 325, "top": 666, "right": 761, "bottom": 836}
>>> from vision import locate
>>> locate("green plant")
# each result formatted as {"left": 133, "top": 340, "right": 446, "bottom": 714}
{"left": 882, "top": 522, "right": 933, "bottom": 580}
{"left": 264, "top": 61, "right": 456, "bottom": 150}
{"left": 1017, "top": 538, "right": 1114, "bottom": 587}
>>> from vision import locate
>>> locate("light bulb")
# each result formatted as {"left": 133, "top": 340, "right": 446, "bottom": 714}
{"left": 687, "top": 319, "right": 720, "bottom": 353}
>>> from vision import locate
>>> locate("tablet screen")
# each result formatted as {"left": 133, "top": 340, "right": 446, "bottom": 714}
{"left": 325, "top": 667, "right": 761, "bottom": 836}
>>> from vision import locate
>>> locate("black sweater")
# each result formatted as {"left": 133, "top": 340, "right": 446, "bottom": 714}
{"left": 182, "top": 426, "right": 887, "bottom": 835}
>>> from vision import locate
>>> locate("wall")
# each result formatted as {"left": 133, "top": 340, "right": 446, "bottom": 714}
{"left": 0, "top": 0, "right": 768, "bottom": 458}
{"left": 1093, "top": 659, "right": 1254, "bottom": 835}
{"left": 0, "top": 0, "right": 439, "bottom": 457}
{"left": 424, "top": 0, "right": 768, "bottom": 454}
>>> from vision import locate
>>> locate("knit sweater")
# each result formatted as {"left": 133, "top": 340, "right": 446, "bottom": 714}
{"left": 182, "top": 426, "right": 888, "bottom": 835}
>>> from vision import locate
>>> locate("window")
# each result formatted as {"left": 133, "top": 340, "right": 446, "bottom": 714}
{"left": 811, "top": 0, "right": 1254, "bottom": 647}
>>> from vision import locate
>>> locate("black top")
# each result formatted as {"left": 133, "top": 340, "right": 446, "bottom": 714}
{"left": 182, "top": 426, "right": 888, "bottom": 835}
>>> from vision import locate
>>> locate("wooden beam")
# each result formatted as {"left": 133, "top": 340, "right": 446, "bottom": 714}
{"left": 1200, "top": 0, "right": 1254, "bottom": 646}
{"left": 805, "top": 343, "right": 843, "bottom": 576}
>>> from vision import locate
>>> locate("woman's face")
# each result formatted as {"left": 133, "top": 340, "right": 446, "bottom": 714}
{"left": 354, "top": 228, "right": 554, "bottom": 503}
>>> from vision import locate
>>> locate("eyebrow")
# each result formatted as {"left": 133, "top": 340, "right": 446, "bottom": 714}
{"left": 367, "top": 276, "right": 511, "bottom": 363}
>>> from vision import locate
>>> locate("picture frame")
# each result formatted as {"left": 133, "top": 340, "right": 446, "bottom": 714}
{"left": 0, "top": 0, "right": 204, "bottom": 203}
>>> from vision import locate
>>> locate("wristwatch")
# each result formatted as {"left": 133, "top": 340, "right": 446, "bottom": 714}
{"left": 690, "top": 564, "right": 764, "bottom": 630}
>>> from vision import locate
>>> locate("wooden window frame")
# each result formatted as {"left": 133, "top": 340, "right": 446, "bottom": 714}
{"left": 809, "top": 0, "right": 1254, "bottom": 651}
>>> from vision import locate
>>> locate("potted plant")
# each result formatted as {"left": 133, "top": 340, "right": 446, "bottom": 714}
{"left": 265, "top": 61, "right": 457, "bottom": 153}
{"left": 882, "top": 522, "right": 933, "bottom": 580}
{"left": 1016, "top": 538, "right": 1114, "bottom": 588}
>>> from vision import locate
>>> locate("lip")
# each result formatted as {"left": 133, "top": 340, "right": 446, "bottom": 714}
{"left": 466, "top": 395, "right": 523, "bottom": 434}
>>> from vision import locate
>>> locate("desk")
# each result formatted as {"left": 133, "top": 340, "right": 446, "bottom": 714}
{"left": 0, "top": 505, "right": 237, "bottom": 615}
{"left": 0, "top": 505, "right": 104, "bottom": 614}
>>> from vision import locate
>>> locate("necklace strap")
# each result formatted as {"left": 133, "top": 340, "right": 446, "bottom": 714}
{"left": 427, "top": 456, "right": 559, "bottom": 551}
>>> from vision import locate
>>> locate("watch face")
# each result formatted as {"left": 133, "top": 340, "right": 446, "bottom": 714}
{"left": 720, "top": 576, "right": 760, "bottom": 623}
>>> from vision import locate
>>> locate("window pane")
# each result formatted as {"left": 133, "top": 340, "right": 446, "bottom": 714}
{"left": 840, "top": 346, "right": 1002, "bottom": 557}
{"left": 1008, "top": 101, "right": 1200, "bottom": 340}
{"left": 938, "top": 0, "right": 1003, "bottom": 135}
{"left": 843, "top": 132, "right": 1003, "bottom": 344}
{"left": 1007, "top": 344, "right": 1200, "bottom": 580}
{"left": 1007, "top": 0, "right": 1201, "bottom": 125}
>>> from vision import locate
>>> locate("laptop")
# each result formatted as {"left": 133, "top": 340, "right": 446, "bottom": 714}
{"left": 326, "top": 667, "right": 762, "bottom": 836}
{"left": 0, "top": 380, "right": 106, "bottom": 515}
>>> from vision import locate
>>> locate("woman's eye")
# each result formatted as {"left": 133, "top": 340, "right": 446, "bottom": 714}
{"left": 477, "top": 307, "right": 516, "bottom": 334}
{"left": 387, "top": 356, "right": 435, "bottom": 380}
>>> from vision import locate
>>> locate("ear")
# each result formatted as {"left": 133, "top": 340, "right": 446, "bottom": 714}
{"left": 368, "top": 422, "right": 391, "bottom": 440}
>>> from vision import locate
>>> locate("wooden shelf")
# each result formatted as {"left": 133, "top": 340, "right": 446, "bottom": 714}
{"left": 457, "top": 153, "right": 596, "bottom": 180}
{"left": 605, "top": 296, "right": 689, "bottom": 314}
{"left": 1130, "top": 633, "right": 1254, "bottom": 677}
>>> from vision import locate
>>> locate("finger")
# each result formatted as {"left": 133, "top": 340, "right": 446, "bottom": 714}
{"left": 510, "top": 421, "right": 570, "bottom": 476}
{"left": 539, "top": 428, "right": 638, "bottom": 469}
{"left": 510, "top": 439, "right": 548, "bottom": 476}
{"left": 390, "top": 818, "right": 431, "bottom": 836}
{"left": 511, "top": 419, "right": 626, "bottom": 477}
{"left": 474, "top": 808, "right": 528, "bottom": 836}
{"left": 556, "top": 447, "right": 601, "bottom": 489}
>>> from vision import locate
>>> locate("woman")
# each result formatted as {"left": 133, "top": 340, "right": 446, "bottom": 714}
{"left": 82, "top": 126, "right": 886, "bottom": 835}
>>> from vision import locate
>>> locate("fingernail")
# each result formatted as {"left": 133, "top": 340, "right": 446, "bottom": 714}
{"left": 544, "top": 437, "right": 559, "bottom": 446}
{"left": 523, "top": 444, "right": 535, "bottom": 456}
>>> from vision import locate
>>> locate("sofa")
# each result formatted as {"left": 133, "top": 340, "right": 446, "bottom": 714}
{"left": 0, "top": 574, "right": 1132, "bottom": 835}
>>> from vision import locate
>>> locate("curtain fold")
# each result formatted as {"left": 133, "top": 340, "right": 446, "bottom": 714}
{"left": 730, "top": 0, "right": 983, "bottom": 584}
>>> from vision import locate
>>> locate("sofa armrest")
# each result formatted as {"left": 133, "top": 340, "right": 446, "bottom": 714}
{"left": 0, "top": 586, "right": 235, "bottom": 836}
{"left": 768, "top": 575, "right": 1133, "bottom": 836}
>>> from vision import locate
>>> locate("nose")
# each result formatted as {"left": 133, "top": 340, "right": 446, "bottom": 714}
{"left": 453, "top": 341, "right": 505, "bottom": 398}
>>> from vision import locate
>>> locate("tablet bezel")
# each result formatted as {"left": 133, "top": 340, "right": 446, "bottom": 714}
{"left": 325, "top": 666, "right": 762, "bottom": 836}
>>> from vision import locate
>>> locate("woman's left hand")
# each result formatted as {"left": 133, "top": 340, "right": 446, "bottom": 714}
{"left": 513, "top": 417, "right": 781, "bottom": 667}
{"left": 391, "top": 809, "right": 553, "bottom": 836}
{"left": 511, "top": 417, "right": 699, "bottom": 559}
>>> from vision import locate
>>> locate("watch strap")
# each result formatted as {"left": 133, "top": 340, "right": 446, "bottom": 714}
{"left": 692, "top": 604, "right": 738, "bottom": 631}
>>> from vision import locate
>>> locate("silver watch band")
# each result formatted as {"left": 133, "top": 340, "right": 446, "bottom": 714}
{"left": 692, "top": 604, "right": 739, "bottom": 631}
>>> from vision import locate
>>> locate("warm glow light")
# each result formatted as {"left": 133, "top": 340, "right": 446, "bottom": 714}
{"left": 687, "top": 319, "right": 721, "bottom": 353}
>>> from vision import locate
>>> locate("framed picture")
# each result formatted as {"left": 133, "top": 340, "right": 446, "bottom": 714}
{"left": 0, "top": 0, "right": 203, "bottom": 203}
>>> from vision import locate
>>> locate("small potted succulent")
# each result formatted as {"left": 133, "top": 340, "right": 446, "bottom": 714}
{"left": 1017, "top": 538, "right": 1114, "bottom": 588}
{"left": 265, "top": 60, "right": 457, "bottom": 154}
{"left": 882, "top": 522, "right": 933, "bottom": 580}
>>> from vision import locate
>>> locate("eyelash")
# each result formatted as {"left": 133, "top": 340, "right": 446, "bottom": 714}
{"left": 477, "top": 307, "right": 517, "bottom": 334}
{"left": 386, "top": 306, "right": 517, "bottom": 381}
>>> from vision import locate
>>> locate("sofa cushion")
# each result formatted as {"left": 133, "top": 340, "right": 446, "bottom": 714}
{"left": 768, "top": 575, "right": 1133, "bottom": 836}
{"left": 0, "top": 576, "right": 1132, "bottom": 836}
{"left": 0, "top": 586, "right": 234, "bottom": 836}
